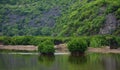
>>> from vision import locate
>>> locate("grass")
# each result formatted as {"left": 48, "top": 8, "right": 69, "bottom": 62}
{"left": 1, "top": 35, "right": 120, "bottom": 55}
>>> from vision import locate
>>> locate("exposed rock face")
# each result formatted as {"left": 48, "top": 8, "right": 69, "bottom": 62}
{"left": 117, "top": 20, "right": 120, "bottom": 27}
{"left": 99, "top": 13, "right": 117, "bottom": 34}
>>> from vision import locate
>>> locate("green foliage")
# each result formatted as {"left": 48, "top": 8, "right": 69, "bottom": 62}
{"left": 29, "top": 37, "right": 53, "bottom": 46}
{"left": 3, "top": 36, "right": 12, "bottom": 45}
{"left": 0, "top": 36, "right": 4, "bottom": 42}
{"left": 54, "top": 0, "right": 120, "bottom": 36}
{"left": 67, "top": 38, "right": 88, "bottom": 53}
{"left": 90, "top": 35, "right": 120, "bottom": 48}
{"left": 105, "top": 0, "right": 120, "bottom": 14}
{"left": 90, "top": 36, "right": 108, "bottom": 47}
{"left": 38, "top": 40, "right": 55, "bottom": 55}
{"left": 115, "top": 37, "right": 120, "bottom": 46}
{"left": 1, "top": 0, "right": 120, "bottom": 36}
{"left": 106, "top": 36, "right": 120, "bottom": 49}
{"left": 1, "top": 35, "right": 120, "bottom": 55}
{"left": 0, "top": 0, "right": 76, "bottom": 36}
{"left": 2, "top": 36, "right": 33, "bottom": 45}
{"left": 115, "top": 8, "right": 120, "bottom": 19}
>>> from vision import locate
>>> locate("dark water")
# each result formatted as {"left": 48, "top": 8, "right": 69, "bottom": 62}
{"left": 0, "top": 53, "right": 120, "bottom": 70}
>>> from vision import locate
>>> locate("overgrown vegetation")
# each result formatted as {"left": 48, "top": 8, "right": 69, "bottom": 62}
{"left": 38, "top": 40, "right": 55, "bottom": 55}
{"left": 1, "top": 35, "right": 120, "bottom": 48}
{"left": 1, "top": 35, "right": 120, "bottom": 54}
{"left": 67, "top": 38, "right": 88, "bottom": 55}
{"left": 0, "top": 0, "right": 76, "bottom": 36}
{"left": 90, "top": 35, "right": 108, "bottom": 47}
{"left": 0, "top": 0, "right": 120, "bottom": 36}
{"left": 54, "top": 0, "right": 120, "bottom": 36}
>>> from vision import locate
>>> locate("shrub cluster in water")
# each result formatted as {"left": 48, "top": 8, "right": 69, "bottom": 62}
{"left": 67, "top": 38, "right": 88, "bottom": 55}
{"left": 38, "top": 40, "right": 55, "bottom": 55}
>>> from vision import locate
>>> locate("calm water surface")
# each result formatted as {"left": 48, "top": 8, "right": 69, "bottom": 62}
{"left": 0, "top": 53, "right": 120, "bottom": 70}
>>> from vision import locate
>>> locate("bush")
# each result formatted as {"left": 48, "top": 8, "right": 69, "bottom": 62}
{"left": 38, "top": 40, "right": 55, "bottom": 55}
{"left": 67, "top": 38, "right": 88, "bottom": 55}
{"left": 29, "top": 37, "right": 43, "bottom": 46}
{"left": 2, "top": 36, "right": 33, "bottom": 45}
{"left": 106, "top": 36, "right": 120, "bottom": 49}
{"left": 90, "top": 36, "right": 108, "bottom": 47}
{"left": 115, "top": 37, "right": 120, "bottom": 47}
{"left": 3, "top": 36, "right": 12, "bottom": 45}
{"left": 29, "top": 37, "right": 53, "bottom": 46}
{"left": 0, "top": 36, "right": 4, "bottom": 44}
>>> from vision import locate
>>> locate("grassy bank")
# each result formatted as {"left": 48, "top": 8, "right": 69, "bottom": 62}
{"left": 0, "top": 35, "right": 120, "bottom": 55}
{"left": 1, "top": 35, "right": 120, "bottom": 47}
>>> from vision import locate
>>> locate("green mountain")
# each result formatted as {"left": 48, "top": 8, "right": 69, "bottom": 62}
{"left": 0, "top": 0, "right": 120, "bottom": 36}
{"left": 54, "top": 0, "right": 120, "bottom": 36}
{"left": 0, "top": 0, "right": 76, "bottom": 36}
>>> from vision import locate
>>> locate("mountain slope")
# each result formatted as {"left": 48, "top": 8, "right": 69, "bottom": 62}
{"left": 53, "top": 0, "right": 120, "bottom": 36}
{"left": 0, "top": 0, "right": 120, "bottom": 36}
{"left": 0, "top": 0, "right": 76, "bottom": 36}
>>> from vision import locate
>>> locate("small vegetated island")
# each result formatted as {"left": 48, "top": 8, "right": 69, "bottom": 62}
{"left": 0, "top": 0, "right": 120, "bottom": 56}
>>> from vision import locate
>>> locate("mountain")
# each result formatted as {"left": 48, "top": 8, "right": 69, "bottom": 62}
{"left": 0, "top": 0, "right": 76, "bottom": 36}
{"left": 53, "top": 0, "right": 120, "bottom": 36}
{"left": 0, "top": 0, "right": 120, "bottom": 36}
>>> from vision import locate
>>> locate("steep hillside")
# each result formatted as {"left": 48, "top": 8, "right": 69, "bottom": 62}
{"left": 0, "top": 0, "right": 120, "bottom": 36}
{"left": 54, "top": 0, "right": 120, "bottom": 36}
{"left": 0, "top": 0, "right": 76, "bottom": 36}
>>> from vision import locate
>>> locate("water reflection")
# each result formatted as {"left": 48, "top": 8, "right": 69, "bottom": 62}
{"left": 0, "top": 53, "right": 120, "bottom": 70}
{"left": 102, "top": 54, "right": 120, "bottom": 70}
{"left": 68, "top": 55, "right": 87, "bottom": 65}
{"left": 0, "top": 54, "right": 39, "bottom": 70}
{"left": 38, "top": 55, "right": 55, "bottom": 67}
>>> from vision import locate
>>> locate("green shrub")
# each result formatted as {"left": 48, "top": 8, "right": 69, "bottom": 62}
{"left": 29, "top": 37, "right": 42, "bottom": 46}
{"left": 0, "top": 36, "right": 4, "bottom": 44}
{"left": 67, "top": 38, "right": 88, "bottom": 54}
{"left": 90, "top": 36, "right": 108, "bottom": 47}
{"left": 21, "top": 36, "right": 33, "bottom": 45}
{"left": 115, "top": 37, "right": 120, "bottom": 46}
{"left": 3, "top": 36, "right": 12, "bottom": 45}
{"left": 0, "top": 36, "right": 4, "bottom": 41}
{"left": 2, "top": 36, "right": 33, "bottom": 45}
{"left": 38, "top": 40, "right": 55, "bottom": 55}
{"left": 106, "top": 36, "right": 120, "bottom": 49}
{"left": 115, "top": 8, "right": 120, "bottom": 19}
{"left": 29, "top": 37, "right": 53, "bottom": 46}
{"left": 10, "top": 36, "right": 24, "bottom": 45}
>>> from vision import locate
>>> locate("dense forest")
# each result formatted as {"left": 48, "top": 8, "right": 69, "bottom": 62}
{"left": 0, "top": 0, "right": 120, "bottom": 36}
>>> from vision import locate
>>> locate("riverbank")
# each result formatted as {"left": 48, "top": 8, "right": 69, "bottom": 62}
{"left": 0, "top": 45, "right": 120, "bottom": 53}
{"left": 0, "top": 45, "right": 37, "bottom": 52}
{"left": 87, "top": 47, "right": 120, "bottom": 53}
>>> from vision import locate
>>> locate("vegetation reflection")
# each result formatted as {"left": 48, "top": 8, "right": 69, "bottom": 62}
{"left": 38, "top": 55, "right": 55, "bottom": 67}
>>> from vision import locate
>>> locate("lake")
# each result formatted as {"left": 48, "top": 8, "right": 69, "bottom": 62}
{"left": 0, "top": 53, "right": 120, "bottom": 70}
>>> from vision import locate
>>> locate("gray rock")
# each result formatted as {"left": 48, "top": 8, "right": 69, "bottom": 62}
{"left": 99, "top": 13, "right": 117, "bottom": 34}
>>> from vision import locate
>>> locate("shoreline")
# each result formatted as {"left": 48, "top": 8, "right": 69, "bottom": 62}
{"left": 0, "top": 45, "right": 120, "bottom": 54}
{"left": 87, "top": 47, "right": 120, "bottom": 54}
